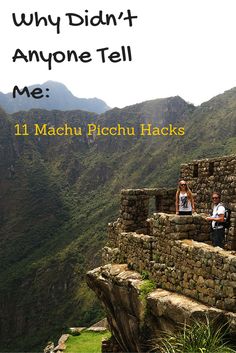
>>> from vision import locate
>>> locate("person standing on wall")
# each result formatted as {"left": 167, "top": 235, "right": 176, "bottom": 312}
{"left": 175, "top": 180, "right": 195, "bottom": 215}
{"left": 206, "top": 192, "right": 225, "bottom": 248}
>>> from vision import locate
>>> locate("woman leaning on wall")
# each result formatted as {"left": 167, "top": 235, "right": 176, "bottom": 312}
{"left": 176, "top": 180, "right": 195, "bottom": 215}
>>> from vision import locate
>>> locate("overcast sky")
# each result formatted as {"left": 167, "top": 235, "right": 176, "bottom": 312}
{"left": 1, "top": 0, "right": 236, "bottom": 108}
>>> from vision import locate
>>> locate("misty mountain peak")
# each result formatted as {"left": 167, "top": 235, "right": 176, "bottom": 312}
{"left": 0, "top": 81, "right": 110, "bottom": 114}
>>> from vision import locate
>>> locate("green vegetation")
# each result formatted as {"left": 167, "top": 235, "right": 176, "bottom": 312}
{"left": 0, "top": 88, "right": 236, "bottom": 351}
{"left": 151, "top": 318, "right": 236, "bottom": 353}
{"left": 139, "top": 280, "right": 156, "bottom": 302}
{"left": 139, "top": 279, "right": 156, "bottom": 326}
{"left": 141, "top": 270, "right": 150, "bottom": 280}
{"left": 65, "top": 330, "right": 111, "bottom": 353}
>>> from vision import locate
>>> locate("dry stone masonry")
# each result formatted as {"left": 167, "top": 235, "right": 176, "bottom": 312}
{"left": 87, "top": 264, "right": 236, "bottom": 353}
{"left": 102, "top": 155, "right": 236, "bottom": 312}
{"left": 88, "top": 155, "right": 236, "bottom": 352}
{"left": 181, "top": 155, "right": 236, "bottom": 249}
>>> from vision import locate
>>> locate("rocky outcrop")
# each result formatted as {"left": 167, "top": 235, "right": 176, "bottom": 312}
{"left": 87, "top": 264, "right": 144, "bottom": 353}
{"left": 44, "top": 334, "right": 70, "bottom": 353}
{"left": 87, "top": 264, "right": 236, "bottom": 353}
{"left": 87, "top": 155, "right": 236, "bottom": 352}
{"left": 54, "top": 334, "right": 70, "bottom": 352}
{"left": 87, "top": 318, "right": 108, "bottom": 332}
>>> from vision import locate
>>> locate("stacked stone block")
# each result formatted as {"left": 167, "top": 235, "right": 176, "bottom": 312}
{"left": 118, "top": 232, "right": 155, "bottom": 272}
{"left": 120, "top": 189, "right": 150, "bottom": 233}
{"left": 103, "top": 224, "right": 156, "bottom": 272}
{"left": 151, "top": 213, "right": 211, "bottom": 242}
{"left": 180, "top": 155, "right": 236, "bottom": 249}
{"left": 103, "top": 155, "right": 236, "bottom": 312}
{"left": 154, "top": 188, "right": 176, "bottom": 213}
{"left": 150, "top": 238, "right": 236, "bottom": 311}
{"left": 103, "top": 215, "right": 236, "bottom": 312}
{"left": 120, "top": 188, "right": 176, "bottom": 233}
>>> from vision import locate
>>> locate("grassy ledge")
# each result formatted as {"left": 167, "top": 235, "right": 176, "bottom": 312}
{"left": 64, "top": 330, "right": 111, "bottom": 353}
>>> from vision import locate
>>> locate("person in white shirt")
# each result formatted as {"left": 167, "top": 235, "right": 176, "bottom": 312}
{"left": 175, "top": 180, "right": 195, "bottom": 215}
{"left": 206, "top": 192, "right": 225, "bottom": 248}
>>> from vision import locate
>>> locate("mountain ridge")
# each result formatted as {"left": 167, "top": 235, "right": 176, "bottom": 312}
{"left": 0, "top": 87, "right": 235, "bottom": 351}
{"left": 0, "top": 81, "right": 110, "bottom": 114}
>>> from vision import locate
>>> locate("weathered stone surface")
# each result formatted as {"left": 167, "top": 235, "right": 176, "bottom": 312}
{"left": 53, "top": 334, "right": 69, "bottom": 352}
{"left": 87, "top": 318, "right": 108, "bottom": 332}
{"left": 89, "top": 155, "right": 236, "bottom": 352}
{"left": 44, "top": 341, "right": 54, "bottom": 353}
{"left": 87, "top": 264, "right": 144, "bottom": 353}
{"left": 147, "top": 289, "right": 223, "bottom": 324}
{"left": 105, "top": 218, "right": 236, "bottom": 312}
{"left": 69, "top": 327, "right": 86, "bottom": 334}
{"left": 87, "top": 265, "right": 236, "bottom": 353}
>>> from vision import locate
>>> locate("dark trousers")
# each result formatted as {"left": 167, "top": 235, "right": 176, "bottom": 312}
{"left": 212, "top": 228, "right": 225, "bottom": 248}
{"left": 179, "top": 211, "right": 192, "bottom": 215}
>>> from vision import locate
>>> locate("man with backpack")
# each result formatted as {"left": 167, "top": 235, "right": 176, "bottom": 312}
{"left": 206, "top": 192, "right": 228, "bottom": 248}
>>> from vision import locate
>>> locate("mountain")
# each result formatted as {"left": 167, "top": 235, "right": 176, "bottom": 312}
{"left": 0, "top": 81, "right": 110, "bottom": 114}
{"left": 0, "top": 88, "right": 235, "bottom": 351}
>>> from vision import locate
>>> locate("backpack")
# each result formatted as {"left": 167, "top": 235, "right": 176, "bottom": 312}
{"left": 215, "top": 204, "right": 231, "bottom": 229}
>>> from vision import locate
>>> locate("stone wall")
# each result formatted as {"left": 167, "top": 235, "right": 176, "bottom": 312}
{"left": 118, "top": 155, "right": 236, "bottom": 249}
{"left": 87, "top": 264, "right": 236, "bottom": 353}
{"left": 103, "top": 212, "right": 236, "bottom": 312}
{"left": 180, "top": 155, "right": 236, "bottom": 249}
{"left": 149, "top": 213, "right": 211, "bottom": 242}
{"left": 150, "top": 212, "right": 236, "bottom": 311}
{"left": 90, "top": 155, "right": 236, "bottom": 353}
{"left": 119, "top": 188, "right": 176, "bottom": 233}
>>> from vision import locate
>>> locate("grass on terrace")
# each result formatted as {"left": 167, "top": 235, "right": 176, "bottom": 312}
{"left": 65, "top": 330, "right": 111, "bottom": 353}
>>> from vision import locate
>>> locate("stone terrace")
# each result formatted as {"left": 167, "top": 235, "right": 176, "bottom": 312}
{"left": 102, "top": 155, "right": 236, "bottom": 312}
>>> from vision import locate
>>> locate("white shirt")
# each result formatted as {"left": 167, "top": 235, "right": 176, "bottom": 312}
{"left": 212, "top": 204, "right": 225, "bottom": 229}
{"left": 179, "top": 192, "right": 192, "bottom": 212}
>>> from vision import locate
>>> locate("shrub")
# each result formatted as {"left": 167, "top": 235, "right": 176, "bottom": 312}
{"left": 150, "top": 316, "right": 236, "bottom": 353}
